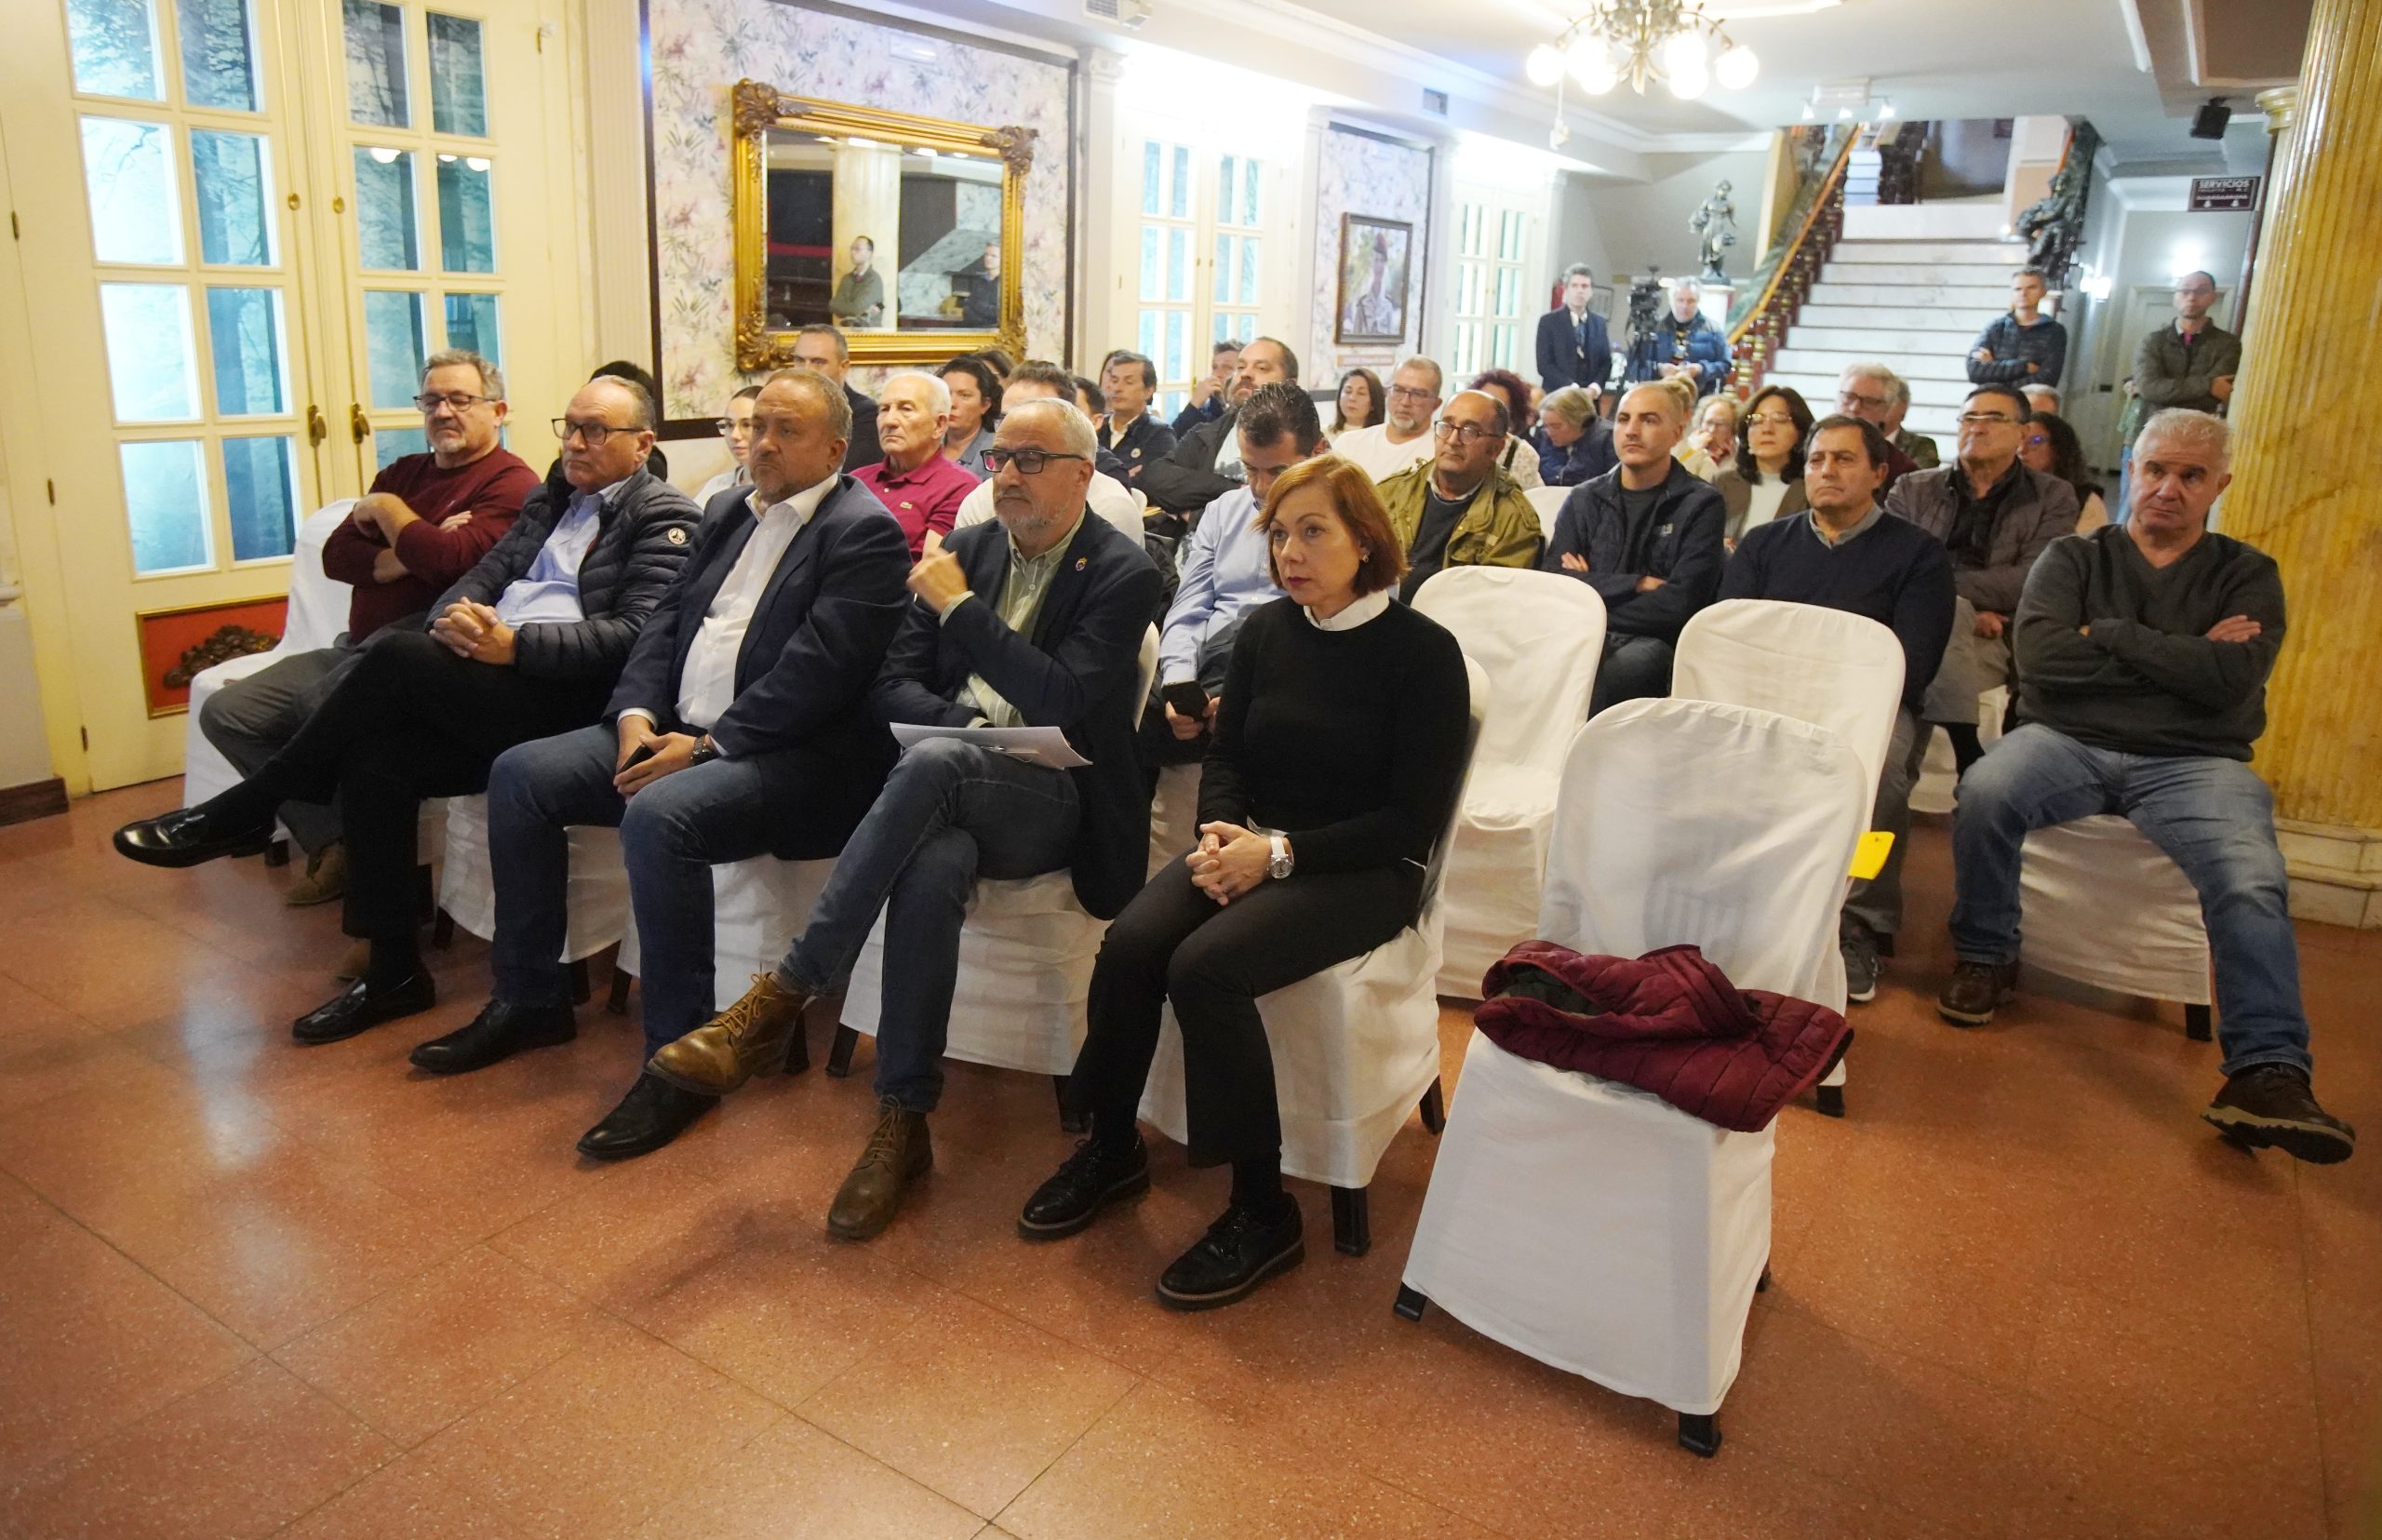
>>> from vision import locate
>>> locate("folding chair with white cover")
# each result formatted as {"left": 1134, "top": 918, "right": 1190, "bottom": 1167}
{"left": 1396, "top": 699, "right": 1869, "bottom": 1457}
{"left": 1411, "top": 567, "right": 1605, "bottom": 997}
{"left": 2021, "top": 815, "right": 2214, "bottom": 1040}
{"left": 434, "top": 794, "right": 629, "bottom": 1005}
{"left": 1670, "top": 597, "right": 1903, "bottom": 1118}
{"left": 829, "top": 627, "right": 1160, "bottom": 1127}
{"left": 1137, "top": 657, "right": 1491, "bottom": 1257}
{"left": 1523, "top": 484, "right": 1570, "bottom": 542}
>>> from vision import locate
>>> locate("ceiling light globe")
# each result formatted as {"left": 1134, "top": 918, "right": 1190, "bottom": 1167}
{"left": 1669, "top": 62, "right": 1710, "bottom": 100}
{"left": 1566, "top": 37, "right": 1614, "bottom": 93}
{"left": 1714, "top": 45, "right": 1759, "bottom": 90}
{"left": 1526, "top": 44, "right": 1565, "bottom": 88}
{"left": 1661, "top": 30, "right": 1707, "bottom": 77}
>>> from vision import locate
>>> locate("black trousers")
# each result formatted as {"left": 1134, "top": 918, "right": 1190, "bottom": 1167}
{"left": 1068, "top": 856, "right": 1422, "bottom": 1167}
{"left": 219, "top": 629, "right": 611, "bottom": 942}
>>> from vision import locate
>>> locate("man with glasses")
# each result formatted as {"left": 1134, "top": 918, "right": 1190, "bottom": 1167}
{"left": 113, "top": 374, "right": 701, "bottom": 1049}
{"left": 790, "top": 325, "right": 884, "bottom": 472}
{"left": 1967, "top": 267, "right": 2068, "bottom": 388}
{"left": 644, "top": 398, "right": 1161, "bottom": 1238}
{"left": 1887, "top": 383, "right": 2081, "bottom": 773}
{"left": 200, "top": 350, "right": 538, "bottom": 910}
{"left": 1097, "top": 350, "right": 1176, "bottom": 490}
{"left": 1329, "top": 357, "right": 1444, "bottom": 483}
{"left": 1834, "top": 363, "right": 1924, "bottom": 491}
{"left": 952, "top": 362, "right": 1144, "bottom": 544}
{"left": 697, "top": 385, "right": 763, "bottom": 505}
{"left": 2134, "top": 271, "right": 2241, "bottom": 418}
{"left": 1375, "top": 388, "right": 1542, "bottom": 603}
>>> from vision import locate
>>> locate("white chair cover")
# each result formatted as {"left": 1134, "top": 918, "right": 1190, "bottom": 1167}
{"left": 1412, "top": 568, "right": 1606, "bottom": 998}
{"left": 435, "top": 793, "right": 629, "bottom": 965}
{"left": 618, "top": 855, "right": 836, "bottom": 1011}
{"left": 2021, "top": 815, "right": 2212, "bottom": 1006}
{"left": 1523, "top": 485, "right": 1569, "bottom": 542}
{"left": 1909, "top": 686, "right": 2007, "bottom": 816}
{"left": 1672, "top": 598, "right": 1905, "bottom": 816}
{"left": 1400, "top": 699, "right": 1868, "bottom": 1417}
{"left": 1147, "top": 762, "right": 1202, "bottom": 878}
{"left": 1137, "top": 659, "right": 1491, "bottom": 1189}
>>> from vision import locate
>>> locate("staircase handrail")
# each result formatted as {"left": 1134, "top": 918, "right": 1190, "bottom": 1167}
{"left": 1724, "top": 126, "right": 1858, "bottom": 395}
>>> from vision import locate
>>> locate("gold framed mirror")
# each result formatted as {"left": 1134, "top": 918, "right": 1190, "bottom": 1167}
{"left": 730, "top": 82, "right": 1034, "bottom": 370}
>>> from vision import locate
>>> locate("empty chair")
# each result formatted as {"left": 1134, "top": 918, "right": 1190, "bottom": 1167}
{"left": 1398, "top": 698, "right": 1868, "bottom": 1456}
{"left": 1411, "top": 567, "right": 1606, "bottom": 997}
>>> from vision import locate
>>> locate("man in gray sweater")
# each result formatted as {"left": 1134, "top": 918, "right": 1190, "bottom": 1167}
{"left": 1937, "top": 409, "right": 2353, "bottom": 1165}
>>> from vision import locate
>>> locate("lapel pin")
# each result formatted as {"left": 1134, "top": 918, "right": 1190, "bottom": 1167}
{"left": 1075, "top": 556, "right": 1088, "bottom": 570}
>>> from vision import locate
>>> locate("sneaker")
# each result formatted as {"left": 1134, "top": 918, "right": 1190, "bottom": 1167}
{"left": 1019, "top": 1134, "right": 1150, "bottom": 1240}
{"left": 1156, "top": 1199, "right": 1304, "bottom": 1312}
{"left": 284, "top": 841, "right": 347, "bottom": 907}
{"left": 1840, "top": 917, "right": 1881, "bottom": 1004}
{"left": 1936, "top": 959, "right": 2017, "bottom": 1027}
{"left": 2203, "top": 1065, "right": 2356, "bottom": 1165}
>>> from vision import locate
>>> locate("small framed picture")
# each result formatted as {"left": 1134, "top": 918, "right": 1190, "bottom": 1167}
{"left": 1335, "top": 214, "right": 1413, "bottom": 345}
{"left": 135, "top": 596, "right": 287, "bottom": 716}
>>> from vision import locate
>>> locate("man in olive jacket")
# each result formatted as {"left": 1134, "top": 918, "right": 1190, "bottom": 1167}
{"left": 1375, "top": 387, "right": 1543, "bottom": 603}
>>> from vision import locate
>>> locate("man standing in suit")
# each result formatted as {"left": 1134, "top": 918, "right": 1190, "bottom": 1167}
{"left": 409, "top": 368, "right": 914, "bottom": 1161}
{"left": 1535, "top": 263, "right": 1613, "bottom": 397}
{"left": 647, "top": 397, "right": 1161, "bottom": 1239}
{"left": 791, "top": 325, "right": 885, "bottom": 472}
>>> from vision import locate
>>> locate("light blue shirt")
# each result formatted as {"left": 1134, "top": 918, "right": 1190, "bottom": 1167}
{"left": 493, "top": 482, "right": 612, "bottom": 626}
{"left": 1158, "top": 485, "right": 1280, "bottom": 684}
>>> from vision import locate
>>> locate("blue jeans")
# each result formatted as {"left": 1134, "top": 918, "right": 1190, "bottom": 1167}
{"left": 486, "top": 725, "right": 842, "bottom": 1052}
{"left": 1948, "top": 722, "right": 2311, "bottom": 1077}
{"left": 772, "top": 738, "right": 1078, "bottom": 1113}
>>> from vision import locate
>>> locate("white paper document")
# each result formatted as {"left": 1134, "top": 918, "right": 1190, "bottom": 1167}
{"left": 890, "top": 722, "right": 1090, "bottom": 770}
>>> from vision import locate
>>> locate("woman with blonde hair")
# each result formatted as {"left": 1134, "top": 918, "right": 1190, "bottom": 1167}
{"left": 1658, "top": 376, "right": 1720, "bottom": 481}
{"left": 1534, "top": 384, "right": 1618, "bottom": 487}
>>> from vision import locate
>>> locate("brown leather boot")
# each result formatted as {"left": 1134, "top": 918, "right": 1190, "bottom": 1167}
{"left": 284, "top": 841, "right": 347, "bottom": 907}
{"left": 827, "top": 1101, "right": 932, "bottom": 1241}
{"left": 1936, "top": 959, "right": 2019, "bottom": 1027}
{"left": 645, "top": 973, "right": 813, "bottom": 1095}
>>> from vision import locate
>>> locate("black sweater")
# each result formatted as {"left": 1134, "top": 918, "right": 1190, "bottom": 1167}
{"left": 2014, "top": 525, "right": 2284, "bottom": 761}
{"left": 1720, "top": 511, "right": 1957, "bottom": 713}
{"left": 1198, "top": 596, "right": 1471, "bottom": 876}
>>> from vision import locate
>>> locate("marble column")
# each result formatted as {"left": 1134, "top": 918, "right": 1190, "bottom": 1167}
{"left": 2221, "top": 0, "right": 2382, "bottom": 925}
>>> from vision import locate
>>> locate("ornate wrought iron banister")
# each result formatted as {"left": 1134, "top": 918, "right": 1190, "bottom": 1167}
{"left": 1725, "top": 126, "right": 1857, "bottom": 395}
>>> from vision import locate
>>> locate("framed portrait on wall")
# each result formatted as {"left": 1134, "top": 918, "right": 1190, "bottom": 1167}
{"left": 1335, "top": 214, "right": 1412, "bottom": 344}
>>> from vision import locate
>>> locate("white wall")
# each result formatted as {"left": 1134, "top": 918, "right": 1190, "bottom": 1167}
{"left": 1556, "top": 148, "right": 1772, "bottom": 293}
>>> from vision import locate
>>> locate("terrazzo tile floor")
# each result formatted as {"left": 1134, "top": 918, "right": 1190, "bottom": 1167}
{"left": 2, "top": 780, "right": 2377, "bottom": 1538}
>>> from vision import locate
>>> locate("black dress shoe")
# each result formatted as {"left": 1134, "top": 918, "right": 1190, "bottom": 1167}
{"left": 1156, "top": 1198, "right": 1305, "bottom": 1312}
{"left": 1019, "top": 1134, "right": 1150, "bottom": 1240}
{"left": 410, "top": 1000, "right": 577, "bottom": 1075}
{"left": 291, "top": 971, "right": 435, "bottom": 1045}
{"left": 577, "top": 1073, "right": 714, "bottom": 1161}
{"left": 113, "top": 806, "right": 275, "bottom": 869}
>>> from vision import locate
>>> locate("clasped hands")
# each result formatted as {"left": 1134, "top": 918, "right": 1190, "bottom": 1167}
{"left": 613, "top": 716, "right": 703, "bottom": 796}
{"left": 1188, "top": 822, "right": 1271, "bottom": 906}
{"left": 429, "top": 599, "right": 517, "bottom": 664}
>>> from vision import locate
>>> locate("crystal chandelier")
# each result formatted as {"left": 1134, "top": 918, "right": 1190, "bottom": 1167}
{"left": 1526, "top": 0, "right": 1759, "bottom": 101}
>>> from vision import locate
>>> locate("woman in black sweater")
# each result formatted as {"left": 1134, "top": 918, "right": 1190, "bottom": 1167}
{"left": 1020, "top": 456, "right": 1471, "bottom": 1310}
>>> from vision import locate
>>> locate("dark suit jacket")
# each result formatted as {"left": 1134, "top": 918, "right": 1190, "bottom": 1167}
{"left": 841, "top": 383, "right": 883, "bottom": 472}
{"left": 871, "top": 511, "right": 1163, "bottom": 918}
{"left": 1542, "top": 461, "right": 1728, "bottom": 642}
{"left": 1138, "top": 408, "right": 1240, "bottom": 516}
{"left": 1536, "top": 307, "right": 1613, "bottom": 395}
{"left": 606, "top": 476, "right": 914, "bottom": 854}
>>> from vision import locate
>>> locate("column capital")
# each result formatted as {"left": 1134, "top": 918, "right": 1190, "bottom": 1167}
{"left": 2255, "top": 85, "right": 2298, "bottom": 133}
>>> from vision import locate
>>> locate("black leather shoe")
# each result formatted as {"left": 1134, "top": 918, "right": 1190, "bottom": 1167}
{"left": 291, "top": 970, "right": 435, "bottom": 1045}
{"left": 1019, "top": 1134, "right": 1150, "bottom": 1240}
{"left": 1156, "top": 1199, "right": 1305, "bottom": 1312}
{"left": 410, "top": 1000, "right": 577, "bottom": 1075}
{"left": 2203, "top": 1065, "right": 2357, "bottom": 1165}
{"left": 577, "top": 1073, "right": 714, "bottom": 1161}
{"left": 114, "top": 806, "right": 275, "bottom": 868}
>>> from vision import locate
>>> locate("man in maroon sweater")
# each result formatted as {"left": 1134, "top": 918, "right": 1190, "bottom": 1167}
{"left": 198, "top": 349, "right": 536, "bottom": 905}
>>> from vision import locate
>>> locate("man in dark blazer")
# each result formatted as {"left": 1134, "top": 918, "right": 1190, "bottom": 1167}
{"left": 648, "top": 397, "right": 1161, "bottom": 1239}
{"left": 113, "top": 375, "right": 700, "bottom": 1043}
{"left": 1535, "top": 263, "right": 1613, "bottom": 396}
{"left": 1138, "top": 336, "right": 1299, "bottom": 517}
{"left": 407, "top": 368, "right": 913, "bottom": 1163}
{"left": 792, "top": 324, "right": 884, "bottom": 471}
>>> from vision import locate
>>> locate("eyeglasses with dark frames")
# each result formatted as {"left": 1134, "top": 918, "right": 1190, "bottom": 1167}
{"left": 983, "top": 447, "right": 1089, "bottom": 475}
{"left": 414, "top": 392, "right": 496, "bottom": 414}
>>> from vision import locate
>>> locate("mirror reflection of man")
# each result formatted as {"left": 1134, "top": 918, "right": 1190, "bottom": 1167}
{"left": 961, "top": 239, "right": 1002, "bottom": 328}
{"left": 828, "top": 235, "right": 886, "bottom": 328}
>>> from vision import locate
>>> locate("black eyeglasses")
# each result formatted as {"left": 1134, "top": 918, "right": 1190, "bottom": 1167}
{"left": 1958, "top": 412, "right": 2019, "bottom": 427}
{"left": 553, "top": 418, "right": 636, "bottom": 445}
{"left": 984, "top": 448, "right": 1088, "bottom": 475}
{"left": 1432, "top": 421, "right": 1496, "bottom": 444}
{"left": 414, "top": 392, "right": 496, "bottom": 414}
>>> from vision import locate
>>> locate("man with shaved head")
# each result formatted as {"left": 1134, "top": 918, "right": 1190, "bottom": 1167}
{"left": 1140, "top": 336, "right": 1300, "bottom": 517}
{"left": 1373, "top": 386, "right": 1543, "bottom": 601}
{"left": 1542, "top": 382, "right": 1727, "bottom": 713}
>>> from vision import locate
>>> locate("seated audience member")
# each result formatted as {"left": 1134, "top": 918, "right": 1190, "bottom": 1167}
{"left": 1073, "top": 374, "right": 1105, "bottom": 422}
{"left": 787, "top": 326, "right": 883, "bottom": 472}
{"left": 1023, "top": 456, "right": 1471, "bottom": 1309}
{"left": 200, "top": 350, "right": 539, "bottom": 909}
{"left": 1835, "top": 364, "right": 1923, "bottom": 490}
{"left": 1659, "top": 377, "right": 1721, "bottom": 481}
{"left": 1143, "top": 382, "right": 1322, "bottom": 766}
{"left": 1968, "top": 267, "right": 2068, "bottom": 388}
{"left": 1534, "top": 384, "right": 1617, "bottom": 488}
{"left": 1941, "top": 409, "right": 2353, "bottom": 1166}
{"left": 1626, "top": 277, "right": 1730, "bottom": 397}
{"left": 646, "top": 400, "right": 1162, "bottom": 1237}
{"left": 1171, "top": 340, "right": 1241, "bottom": 436}
{"left": 697, "top": 385, "right": 761, "bottom": 504}
{"left": 579, "top": 363, "right": 672, "bottom": 486}
{"left": 1140, "top": 337, "right": 1299, "bottom": 517}
{"left": 1543, "top": 382, "right": 1727, "bottom": 714}
{"left": 1375, "top": 389, "right": 1544, "bottom": 601}
{"left": 113, "top": 375, "right": 701, "bottom": 1043}
{"left": 1466, "top": 368, "right": 1546, "bottom": 489}
{"left": 940, "top": 355, "right": 1003, "bottom": 478}
{"left": 855, "top": 372, "right": 979, "bottom": 557}
{"left": 1332, "top": 368, "right": 1384, "bottom": 435}
{"left": 414, "top": 369, "right": 913, "bottom": 1158}
{"left": 2134, "top": 270, "right": 2241, "bottom": 416}
{"left": 2021, "top": 411, "right": 2108, "bottom": 532}
{"left": 1716, "top": 384, "right": 1813, "bottom": 543}
{"left": 1098, "top": 350, "right": 1176, "bottom": 488}
{"left": 976, "top": 347, "right": 1016, "bottom": 381}
{"left": 1330, "top": 357, "right": 1443, "bottom": 483}
{"left": 1694, "top": 392, "right": 1742, "bottom": 468}
{"left": 1720, "top": 415, "right": 1956, "bottom": 1001}
{"left": 1886, "top": 383, "right": 1940, "bottom": 472}
{"left": 2022, "top": 383, "right": 2062, "bottom": 419}
{"left": 953, "top": 362, "right": 1144, "bottom": 544}
{"left": 1537, "top": 262, "right": 1613, "bottom": 395}
{"left": 1886, "top": 383, "right": 2081, "bottom": 772}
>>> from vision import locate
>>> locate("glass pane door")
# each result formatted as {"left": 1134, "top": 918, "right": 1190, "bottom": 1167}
{"left": 1134, "top": 137, "right": 1197, "bottom": 422}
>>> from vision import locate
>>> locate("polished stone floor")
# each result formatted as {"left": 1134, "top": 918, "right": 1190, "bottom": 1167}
{"left": 0, "top": 779, "right": 2375, "bottom": 1538}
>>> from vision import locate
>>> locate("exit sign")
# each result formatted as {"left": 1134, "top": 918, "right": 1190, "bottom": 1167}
{"left": 2188, "top": 176, "right": 2262, "bottom": 212}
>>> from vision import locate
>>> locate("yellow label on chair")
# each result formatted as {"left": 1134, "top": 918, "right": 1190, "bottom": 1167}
{"left": 1850, "top": 831, "right": 1894, "bottom": 882}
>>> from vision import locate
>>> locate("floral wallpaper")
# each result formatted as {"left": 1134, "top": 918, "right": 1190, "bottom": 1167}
{"left": 646, "top": 0, "right": 1075, "bottom": 422}
{"left": 1310, "top": 125, "right": 1435, "bottom": 382}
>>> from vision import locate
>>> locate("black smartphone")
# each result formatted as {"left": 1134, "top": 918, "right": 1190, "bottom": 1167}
{"left": 1162, "top": 681, "right": 1210, "bottom": 719}
{"left": 621, "top": 743, "right": 659, "bottom": 772}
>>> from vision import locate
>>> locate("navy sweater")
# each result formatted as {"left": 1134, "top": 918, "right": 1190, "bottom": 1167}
{"left": 1720, "top": 510, "right": 1958, "bottom": 712}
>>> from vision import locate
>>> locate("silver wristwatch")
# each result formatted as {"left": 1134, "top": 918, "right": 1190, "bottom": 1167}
{"left": 1267, "top": 833, "right": 1294, "bottom": 880}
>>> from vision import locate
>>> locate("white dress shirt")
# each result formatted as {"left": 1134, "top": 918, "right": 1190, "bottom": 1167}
{"left": 953, "top": 469, "right": 1143, "bottom": 545}
{"left": 1328, "top": 422, "right": 1435, "bottom": 484}
{"left": 1305, "top": 587, "right": 1392, "bottom": 631}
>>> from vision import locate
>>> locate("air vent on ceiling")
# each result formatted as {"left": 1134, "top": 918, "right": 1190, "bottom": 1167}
{"left": 1083, "top": 0, "right": 1152, "bottom": 27}
{"left": 1421, "top": 87, "right": 1450, "bottom": 116}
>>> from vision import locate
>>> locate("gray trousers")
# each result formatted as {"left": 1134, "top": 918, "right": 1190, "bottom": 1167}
{"left": 1844, "top": 706, "right": 1922, "bottom": 938}
{"left": 1920, "top": 598, "right": 2014, "bottom": 726}
{"left": 196, "top": 641, "right": 357, "bottom": 855}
